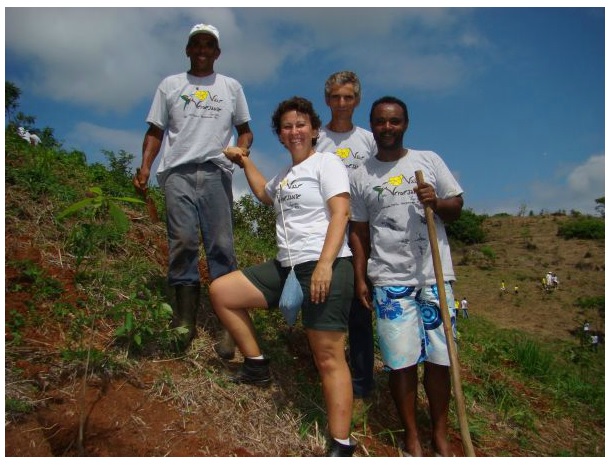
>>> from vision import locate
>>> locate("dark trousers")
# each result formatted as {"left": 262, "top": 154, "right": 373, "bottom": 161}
{"left": 348, "top": 297, "right": 375, "bottom": 398}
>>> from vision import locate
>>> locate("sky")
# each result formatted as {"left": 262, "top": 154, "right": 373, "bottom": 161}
{"left": 3, "top": 4, "right": 607, "bottom": 216}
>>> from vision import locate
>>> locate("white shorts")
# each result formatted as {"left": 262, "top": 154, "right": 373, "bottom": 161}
{"left": 373, "top": 283, "right": 457, "bottom": 370}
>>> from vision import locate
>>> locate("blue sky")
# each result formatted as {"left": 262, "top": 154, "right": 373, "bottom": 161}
{"left": 4, "top": 5, "right": 606, "bottom": 215}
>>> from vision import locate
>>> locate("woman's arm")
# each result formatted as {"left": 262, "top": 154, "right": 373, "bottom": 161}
{"left": 310, "top": 192, "right": 350, "bottom": 304}
{"left": 224, "top": 149, "right": 272, "bottom": 205}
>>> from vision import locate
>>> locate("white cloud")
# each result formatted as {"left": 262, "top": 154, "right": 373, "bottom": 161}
{"left": 567, "top": 155, "right": 604, "bottom": 196}
{"left": 6, "top": 8, "right": 185, "bottom": 112}
{"left": 467, "top": 155, "right": 605, "bottom": 216}
{"left": 68, "top": 122, "right": 143, "bottom": 165}
{"left": 528, "top": 155, "right": 605, "bottom": 214}
{"left": 5, "top": 7, "right": 480, "bottom": 113}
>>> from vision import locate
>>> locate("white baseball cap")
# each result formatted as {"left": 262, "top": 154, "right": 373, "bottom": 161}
{"left": 188, "top": 24, "right": 220, "bottom": 44}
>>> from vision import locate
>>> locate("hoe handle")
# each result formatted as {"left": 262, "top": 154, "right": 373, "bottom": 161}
{"left": 415, "top": 170, "right": 476, "bottom": 457}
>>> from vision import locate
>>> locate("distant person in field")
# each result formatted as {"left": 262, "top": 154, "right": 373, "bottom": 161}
{"left": 551, "top": 272, "right": 559, "bottom": 289}
{"left": 546, "top": 271, "right": 553, "bottom": 290}
{"left": 460, "top": 297, "right": 469, "bottom": 319}
{"left": 17, "top": 126, "right": 39, "bottom": 145}
{"left": 590, "top": 333, "right": 599, "bottom": 352}
{"left": 349, "top": 96, "right": 463, "bottom": 457}
{"left": 500, "top": 281, "right": 506, "bottom": 293}
{"left": 133, "top": 23, "right": 253, "bottom": 356}
{"left": 28, "top": 132, "right": 41, "bottom": 146}
{"left": 514, "top": 284, "right": 519, "bottom": 294}
{"left": 17, "top": 126, "right": 30, "bottom": 142}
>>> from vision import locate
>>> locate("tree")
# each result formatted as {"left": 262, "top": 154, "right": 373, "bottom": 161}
{"left": 445, "top": 208, "right": 486, "bottom": 245}
{"left": 5, "top": 81, "right": 21, "bottom": 122}
{"left": 39, "top": 127, "right": 62, "bottom": 150}
{"left": 14, "top": 111, "right": 36, "bottom": 130}
{"left": 5, "top": 82, "right": 61, "bottom": 149}
{"left": 595, "top": 196, "right": 604, "bottom": 218}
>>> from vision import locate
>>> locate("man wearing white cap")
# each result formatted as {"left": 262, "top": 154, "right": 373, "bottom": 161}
{"left": 134, "top": 23, "right": 253, "bottom": 356}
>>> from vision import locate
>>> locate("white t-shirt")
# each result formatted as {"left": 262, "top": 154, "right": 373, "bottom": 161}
{"left": 265, "top": 152, "right": 352, "bottom": 267}
{"left": 350, "top": 149, "right": 463, "bottom": 287}
{"left": 146, "top": 72, "right": 251, "bottom": 185}
{"left": 29, "top": 134, "right": 41, "bottom": 146}
{"left": 317, "top": 126, "right": 377, "bottom": 173}
{"left": 18, "top": 127, "right": 31, "bottom": 143}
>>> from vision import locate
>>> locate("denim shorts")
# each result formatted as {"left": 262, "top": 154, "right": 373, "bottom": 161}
{"left": 372, "top": 283, "right": 457, "bottom": 370}
{"left": 242, "top": 257, "right": 354, "bottom": 331}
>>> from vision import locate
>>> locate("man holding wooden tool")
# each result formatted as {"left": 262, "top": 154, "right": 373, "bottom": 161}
{"left": 349, "top": 96, "right": 464, "bottom": 457}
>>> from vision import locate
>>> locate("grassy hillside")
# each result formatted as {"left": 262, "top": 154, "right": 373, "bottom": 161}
{"left": 4, "top": 131, "right": 605, "bottom": 457}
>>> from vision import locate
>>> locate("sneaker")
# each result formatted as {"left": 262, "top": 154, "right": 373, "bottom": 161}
{"left": 327, "top": 438, "right": 357, "bottom": 457}
{"left": 230, "top": 357, "right": 272, "bottom": 387}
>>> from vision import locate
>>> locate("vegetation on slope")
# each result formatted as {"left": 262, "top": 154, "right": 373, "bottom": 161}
{"left": 4, "top": 83, "right": 605, "bottom": 456}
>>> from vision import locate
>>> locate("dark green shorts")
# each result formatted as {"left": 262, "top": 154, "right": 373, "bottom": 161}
{"left": 242, "top": 257, "right": 354, "bottom": 331}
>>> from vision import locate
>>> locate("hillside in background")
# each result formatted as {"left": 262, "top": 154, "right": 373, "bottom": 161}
{"left": 453, "top": 214, "right": 605, "bottom": 341}
{"left": 4, "top": 132, "right": 605, "bottom": 457}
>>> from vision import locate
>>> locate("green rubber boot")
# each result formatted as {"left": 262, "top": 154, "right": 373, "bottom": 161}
{"left": 173, "top": 285, "right": 199, "bottom": 351}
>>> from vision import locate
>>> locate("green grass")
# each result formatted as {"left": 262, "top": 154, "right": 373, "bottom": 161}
{"left": 457, "top": 315, "right": 604, "bottom": 453}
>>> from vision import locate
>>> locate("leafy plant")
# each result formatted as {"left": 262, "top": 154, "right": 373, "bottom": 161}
{"left": 7, "top": 259, "right": 63, "bottom": 299}
{"left": 58, "top": 186, "right": 144, "bottom": 228}
{"left": 480, "top": 245, "right": 496, "bottom": 261}
{"left": 445, "top": 208, "right": 486, "bottom": 245}
{"left": 5, "top": 397, "right": 34, "bottom": 420}
{"left": 574, "top": 295, "right": 604, "bottom": 313}
{"left": 233, "top": 194, "right": 277, "bottom": 260}
{"left": 113, "top": 288, "right": 175, "bottom": 354}
{"left": 6, "top": 309, "right": 26, "bottom": 345}
{"left": 513, "top": 339, "right": 553, "bottom": 381}
{"left": 59, "top": 186, "right": 145, "bottom": 270}
{"left": 557, "top": 217, "right": 604, "bottom": 240}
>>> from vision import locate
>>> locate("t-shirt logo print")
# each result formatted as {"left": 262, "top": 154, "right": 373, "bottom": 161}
{"left": 180, "top": 89, "right": 210, "bottom": 109}
{"left": 334, "top": 147, "right": 366, "bottom": 163}
{"left": 335, "top": 148, "right": 351, "bottom": 160}
{"left": 373, "top": 174, "right": 411, "bottom": 201}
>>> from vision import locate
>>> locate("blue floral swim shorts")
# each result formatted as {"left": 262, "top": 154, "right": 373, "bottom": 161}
{"left": 373, "top": 283, "right": 457, "bottom": 370}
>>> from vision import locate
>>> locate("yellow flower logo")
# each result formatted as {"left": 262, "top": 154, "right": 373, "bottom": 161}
{"left": 194, "top": 90, "right": 209, "bottom": 101}
{"left": 279, "top": 178, "right": 288, "bottom": 189}
{"left": 335, "top": 148, "right": 351, "bottom": 160}
{"left": 389, "top": 175, "right": 404, "bottom": 186}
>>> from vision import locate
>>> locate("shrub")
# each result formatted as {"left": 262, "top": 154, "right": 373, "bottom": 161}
{"left": 481, "top": 245, "right": 496, "bottom": 260}
{"left": 557, "top": 217, "right": 604, "bottom": 240}
{"left": 574, "top": 296, "right": 604, "bottom": 318}
{"left": 445, "top": 208, "right": 486, "bottom": 244}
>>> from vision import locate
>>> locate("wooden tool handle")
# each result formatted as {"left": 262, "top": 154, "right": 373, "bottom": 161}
{"left": 415, "top": 170, "right": 476, "bottom": 457}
